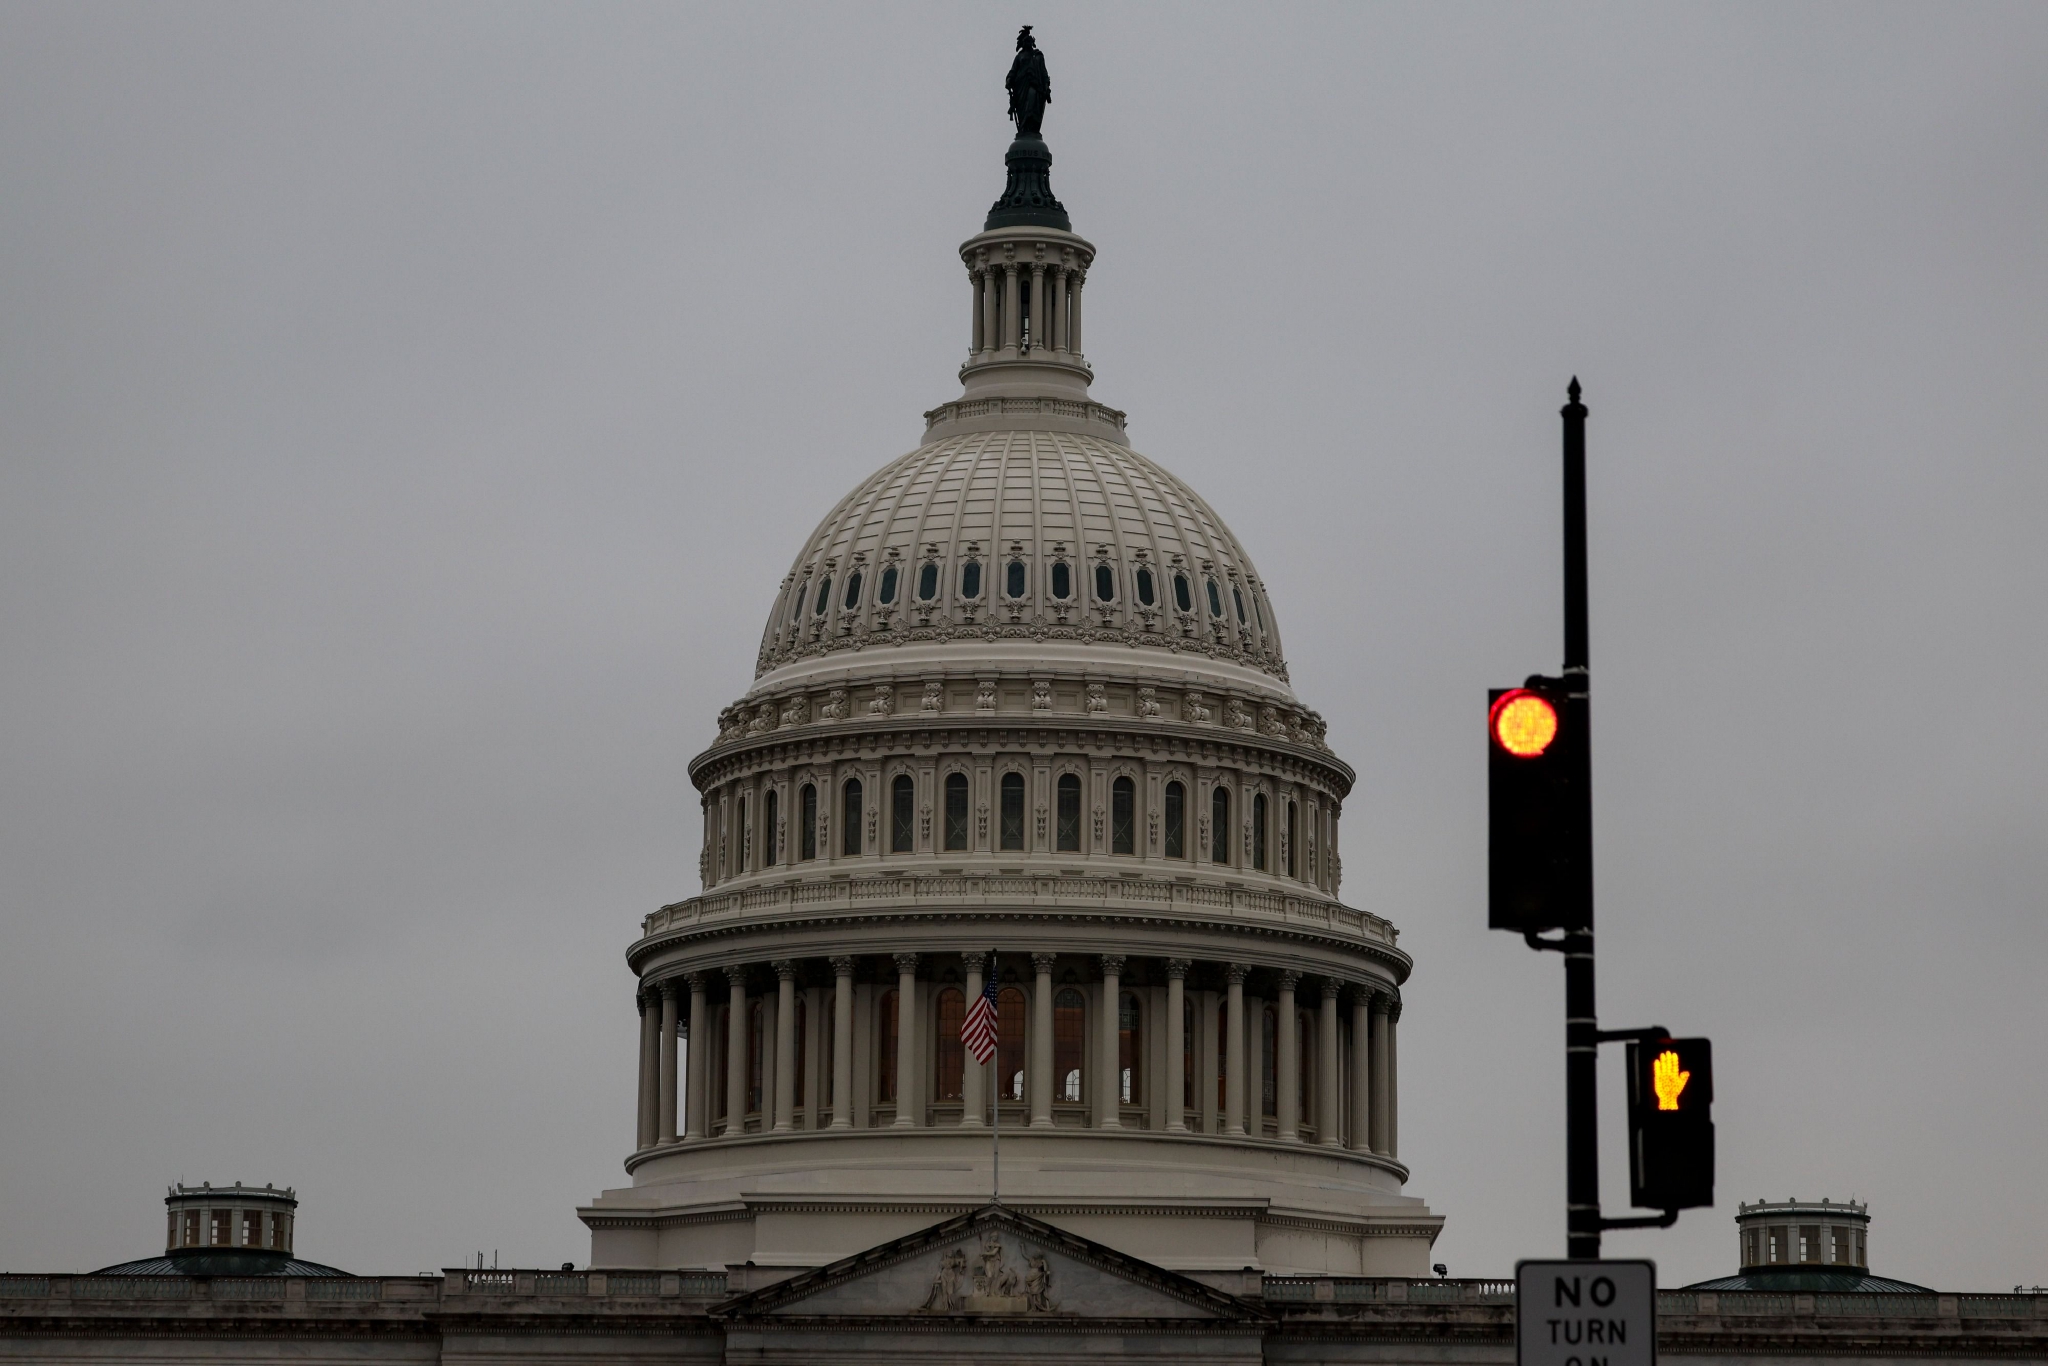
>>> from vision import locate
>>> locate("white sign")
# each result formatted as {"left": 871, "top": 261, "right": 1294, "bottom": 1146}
{"left": 1516, "top": 1260, "right": 1656, "bottom": 1366}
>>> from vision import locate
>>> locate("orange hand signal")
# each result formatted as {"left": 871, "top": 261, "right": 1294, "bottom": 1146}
{"left": 1652, "top": 1049, "right": 1690, "bottom": 1111}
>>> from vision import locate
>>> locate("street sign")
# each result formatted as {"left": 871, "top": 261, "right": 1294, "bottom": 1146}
{"left": 1516, "top": 1260, "right": 1656, "bottom": 1366}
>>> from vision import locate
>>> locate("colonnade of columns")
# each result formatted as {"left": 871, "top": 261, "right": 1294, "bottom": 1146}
{"left": 969, "top": 259, "right": 1083, "bottom": 359}
{"left": 632, "top": 952, "right": 1400, "bottom": 1160}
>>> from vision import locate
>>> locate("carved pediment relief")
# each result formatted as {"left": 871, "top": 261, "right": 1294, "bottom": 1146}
{"left": 714, "top": 1205, "right": 1260, "bottom": 1324}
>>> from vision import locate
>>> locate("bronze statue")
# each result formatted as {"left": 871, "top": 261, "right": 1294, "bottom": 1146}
{"left": 1006, "top": 26, "right": 1050, "bottom": 138}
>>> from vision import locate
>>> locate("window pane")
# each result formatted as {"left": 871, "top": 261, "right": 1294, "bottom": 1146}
{"left": 764, "top": 789, "right": 779, "bottom": 863}
{"left": 879, "top": 564, "right": 898, "bottom": 604}
{"left": 842, "top": 778, "right": 862, "bottom": 857}
{"left": 1051, "top": 561, "right": 1071, "bottom": 599}
{"left": 1164, "top": 781, "right": 1185, "bottom": 858}
{"left": 1056, "top": 774, "right": 1081, "bottom": 852}
{"left": 1233, "top": 585, "right": 1247, "bottom": 622}
{"left": 1252, "top": 793, "right": 1268, "bottom": 870}
{"left": 1174, "top": 573, "right": 1192, "bottom": 613}
{"left": 800, "top": 784, "right": 817, "bottom": 861}
{"left": 1211, "top": 787, "right": 1230, "bottom": 864}
{"left": 917, "top": 562, "right": 939, "bottom": 601}
{"left": 1094, "top": 564, "right": 1115, "bottom": 602}
{"left": 998, "top": 987, "right": 1028, "bottom": 1101}
{"left": 878, "top": 990, "right": 898, "bottom": 1103}
{"left": 1284, "top": 800, "right": 1297, "bottom": 878}
{"left": 1055, "top": 989, "right": 1085, "bottom": 1102}
{"left": 961, "top": 561, "right": 982, "bottom": 599}
{"left": 1000, "top": 773, "right": 1025, "bottom": 850}
{"left": 1006, "top": 560, "right": 1026, "bottom": 598}
{"left": 892, "top": 775, "right": 915, "bottom": 853}
{"left": 1136, "top": 567, "right": 1155, "bottom": 606}
{"left": 843, "top": 572, "right": 862, "bottom": 610}
{"left": 1111, "top": 776, "right": 1135, "bottom": 855}
{"left": 814, "top": 577, "right": 832, "bottom": 615}
{"left": 1206, "top": 578, "right": 1223, "bottom": 617}
{"left": 936, "top": 989, "right": 966, "bottom": 1101}
{"left": 944, "top": 773, "right": 970, "bottom": 850}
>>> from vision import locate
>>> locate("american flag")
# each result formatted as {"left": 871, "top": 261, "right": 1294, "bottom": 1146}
{"left": 961, "top": 977, "right": 998, "bottom": 1066}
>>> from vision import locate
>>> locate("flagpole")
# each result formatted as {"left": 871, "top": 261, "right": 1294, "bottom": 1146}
{"left": 990, "top": 949, "right": 1000, "bottom": 1206}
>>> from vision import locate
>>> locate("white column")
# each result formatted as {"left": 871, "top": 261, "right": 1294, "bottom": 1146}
{"left": 1098, "top": 955, "right": 1124, "bottom": 1128}
{"left": 773, "top": 961, "right": 797, "bottom": 1131}
{"left": 830, "top": 957, "right": 854, "bottom": 1129}
{"left": 1165, "top": 959, "right": 1189, "bottom": 1131}
{"left": 684, "top": 973, "right": 708, "bottom": 1141}
{"left": 892, "top": 953, "right": 919, "bottom": 1127}
{"left": 961, "top": 953, "right": 986, "bottom": 1127}
{"left": 635, "top": 991, "right": 658, "bottom": 1150}
{"left": 1224, "top": 963, "right": 1248, "bottom": 1136}
{"left": 1030, "top": 952, "right": 1056, "bottom": 1127}
{"left": 658, "top": 980, "right": 680, "bottom": 1144}
{"left": 1387, "top": 997, "right": 1401, "bottom": 1159}
{"left": 1318, "top": 978, "right": 1342, "bottom": 1146}
{"left": 1028, "top": 263, "right": 1046, "bottom": 352}
{"left": 1349, "top": 989, "right": 1373, "bottom": 1153}
{"left": 1370, "top": 992, "right": 1391, "bottom": 1155}
{"left": 724, "top": 966, "right": 748, "bottom": 1135}
{"left": 1275, "top": 971, "right": 1300, "bottom": 1142}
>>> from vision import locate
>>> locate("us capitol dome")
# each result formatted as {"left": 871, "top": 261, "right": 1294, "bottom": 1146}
{"left": 580, "top": 46, "right": 1438, "bottom": 1281}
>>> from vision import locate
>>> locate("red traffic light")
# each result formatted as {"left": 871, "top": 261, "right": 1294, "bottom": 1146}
{"left": 1489, "top": 688, "right": 1559, "bottom": 758}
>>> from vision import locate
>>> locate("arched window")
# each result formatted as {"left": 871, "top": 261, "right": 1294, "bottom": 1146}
{"left": 841, "top": 778, "right": 862, "bottom": 857}
{"left": 891, "top": 774, "right": 914, "bottom": 853}
{"left": 917, "top": 562, "right": 940, "bottom": 601}
{"left": 764, "top": 788, "right": 779, "bottom": 864}
{"left": 715, "top": 1003, "right": 731, "bottom": 1124}
{"left": 1111, "top": 776, "right": 1135, "bottom": 855}
{"left": 1285, "top": 800, "right": 1297, "bottom": 878}
{"left": 738, "top": 794, "right": 750, "bottom": 872}
{"left": 791, "top": 583, "right": 807, "bottom": 623}
{"left": 1056, "top": 774, "right": 1082, "bottom": 852}
{"left": 1211, "top": 786, "right": 1231, "bottom": 864}
{"left": 944, "top": 773, "right": 969, "bottom": 851}
{"left": 843, "top": 572, "right": 863, "bottom": 611}
{"left": 960, "top": 560, "right": 982, "bottom": 599}
{"left": 1174, "top": 572, "right": 1192, "bottom": 613}
{"left": 1055, "top": 988, "right": 1086, "bottom": 1102}
{"left": 1164, "top": 780, "right": 1185, "bottom": 858}
{"left": 814, "top": 577, "right": 833, "bottom": 616}
{"left": 878, "top": 564, "right": 898, "bottom": 605}
{"left": 998, "top": 987, "right": 1028, "bottom": 1102}
{"left": 1005, "top": 560, "right": 1026, "bottom": 598}
{"left": 1000, "top": 772, "right": 1025, "bottom": 850}
{"left": 935, "top": 988, "right": 966, "bottom": 1102}
{"left": 799, "top": 783, "right": 818, "bottom": 861}
{"left": 1261, "top": 1005, "right": 1278, "bottom": 1119}
{"left": 1252, "top": 793, "right": 1268, "bottom": 871}
{"left": 878, "top": 989, "right": 899, "bottom": 1104}
{"left": 748, "top": 999, "right": 766, "bottom": 1115}
{"left": 1050, "top": 561, "right": 1072, "bottom": 600}
{"left": 1233, "top": 584, "right": 1248, "bottom": 623}
{"left": 1135, "top": 566, "right": 1156, "bottom": 607}
{"left": 1119, "top": 991, "right": 1143, "bottom": 1106}
{"left": 1094, "top": 563, "right": 1115, "bottom": 602}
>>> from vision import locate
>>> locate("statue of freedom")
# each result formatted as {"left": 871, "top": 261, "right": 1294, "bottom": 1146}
{"left": 1006, "top": 26, "right": 1050, "bottom": 138}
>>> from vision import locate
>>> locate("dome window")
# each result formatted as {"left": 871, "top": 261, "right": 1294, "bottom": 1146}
{"left": 917, "top": 562, "right": 940, "bottom": 602}
{"left": 1051, "top": 561, "right": 1072, "bottom": 600}
{"left": 1173, "top": 573, "right": 1192, "bottom": 613}
{"left": 813, "top": 577, "right": 833, "bottom": 616}
{"left": 1232, "top": 585, "right": 1247, "bottom": 623}
{"left": 1211, "top": 786, "right": 1231, "bottom": 864}
{"left": 1163, "top": 781, "right": 1186, "bottom": 858}
{"left": 1094, "top": 564, "right": 1115, "bottom": 602}
{"left": 944, "top": 773, "right": 970, "bottom": 850}
{"left": 843, "top": 572, "right": 863, "bottom": 611}
{"left": 1056, "top": 774, "right": 1082, "bottom": 852}
{"left": 878, "top": 565, "right": 899, "bottom": 605}
{"left": 999, "top": 772, "right": 1025, "bottom": 850}
{"left": 1135, "top": 567, "right": 1156, "bottom": 607}
{"left": 1206, "top": 578, "right": 1224, "bottom": 617}
{"left": 891, "top": 775, "right": 915, "bottom": 853}
{"left": 1111, "top": 776, "right": 1135, "bottom": 855}
{"left": 1005, "top": 560, "right": 1027, "bottom": 599}
{"left": 799, "top": 784, "right": 818, "bottom": 861}
{"left": 792, "top": 583, "right": 809, "bottom": 623}
{"left": 1252, "top": 792, "right": 1268, "bottom": 871}
{"left": 1251, "top": 590, "right": 1264, "bottom": 630}
{"left": 961, "top": 560, "right": 982, "bottom": 600}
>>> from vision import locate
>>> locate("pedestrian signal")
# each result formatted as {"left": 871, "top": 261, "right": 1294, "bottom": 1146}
{"left": 1627, "top": 1036, "right": 1714, "bottom": 1210}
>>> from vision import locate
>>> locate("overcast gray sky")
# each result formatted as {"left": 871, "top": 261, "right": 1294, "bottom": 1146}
{"left": 2, "top": 2, "right": 2043, "bottom": 1289}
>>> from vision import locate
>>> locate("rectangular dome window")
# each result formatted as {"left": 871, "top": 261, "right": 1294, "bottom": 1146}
{"left": 1051, "top": 561, "right": 1072, "bottom": 599}
{"left": 1006, "top": 560, "right": 1026, "bottom": 598}
{"left": 961, "top": 561, "right": 982, "bottom": 599}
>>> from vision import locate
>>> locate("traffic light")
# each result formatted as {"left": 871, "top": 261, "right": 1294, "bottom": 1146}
{"left": 1488, "top": 678, "right": 1590, "bottom": 932}
{"left": 1627, "top": 1037, "right": 1715, "bottom": 1210}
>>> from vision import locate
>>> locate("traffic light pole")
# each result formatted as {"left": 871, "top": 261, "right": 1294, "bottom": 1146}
{"left": 1558, "top": 379, "right": 1600, "bottom": 1260}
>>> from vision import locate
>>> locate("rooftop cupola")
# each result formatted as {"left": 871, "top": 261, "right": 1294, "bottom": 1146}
{"left": 929, "top": 26, "right": 1125, "bottom": 445}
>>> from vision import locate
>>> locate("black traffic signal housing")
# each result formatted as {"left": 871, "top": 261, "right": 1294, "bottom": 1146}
{"left": 1487, "top": 676, "right": 1591, "bottom": 932}
{"left": 1627, "top": 1036, "right": 1715, "bottom": 1210}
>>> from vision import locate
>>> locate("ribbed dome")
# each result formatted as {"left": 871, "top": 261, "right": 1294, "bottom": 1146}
{"left": 754, "top": 429, "right": 1288, "bottom": 693}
